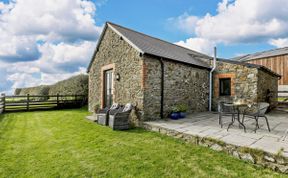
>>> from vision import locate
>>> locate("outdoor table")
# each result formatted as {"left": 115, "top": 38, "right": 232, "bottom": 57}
{"left": 227, "top": 102, "right": 247, "bottom": 132}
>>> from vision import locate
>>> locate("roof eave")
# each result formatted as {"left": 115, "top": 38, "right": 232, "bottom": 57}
{"left": 87, "top": 23, "right": 109, "bottom": 73}
{"left": 107, "top": 23, "right": 144, "bottom": 54}
{"left": 87, "top": 22, "right": 145, "bottom": 73}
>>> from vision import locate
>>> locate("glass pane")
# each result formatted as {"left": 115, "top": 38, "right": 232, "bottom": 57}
{"left": 104, "top": 70, "right": 113, "bottom": 108}
{"left": 219, "top": 78, "right": 231, "bottom": 96}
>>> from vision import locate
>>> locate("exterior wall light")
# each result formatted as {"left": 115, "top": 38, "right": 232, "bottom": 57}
{"left": 116, "top": 73, "right": 120, "bottom": 81}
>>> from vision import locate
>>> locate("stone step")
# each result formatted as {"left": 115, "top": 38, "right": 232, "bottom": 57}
{"left": 86, "top": 115, "right": 97, "bottom": 122}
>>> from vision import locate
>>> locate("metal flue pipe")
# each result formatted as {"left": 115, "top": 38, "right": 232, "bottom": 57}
{"left": 209, "top": 47, "right": 217, "bottom": 111}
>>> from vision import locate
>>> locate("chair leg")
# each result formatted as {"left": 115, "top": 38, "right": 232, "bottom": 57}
{"left": 254, "top": 116, "right": 261, "bottom": 133}
{"left": 255, "top": 116, "right": 260, "bottom": 129}
{"left": 264, "top": 116, "right": 271, "bottom": 132}
{"left": 219, "top": 114, "right": 223, "bottom": 128}
{"left": 227, "top": 115, "right": 235, "bottom": 131}
{"left": 242, "top": 115, "right": 245, "bottom": 124}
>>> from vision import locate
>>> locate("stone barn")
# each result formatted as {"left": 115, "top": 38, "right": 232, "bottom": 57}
{"left": 87, "top": 22, "right": 280, "bottom": 125}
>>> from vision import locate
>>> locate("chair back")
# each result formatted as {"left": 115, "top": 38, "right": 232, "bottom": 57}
{"left": 110, "top": 103, "right": 120, "bottom": 110}
{"left": 218, "top": 102, "right": 235, "bottom": 113}
{"left": 257, "top": 102, "right": 270, "bottom": 115}
{"left": 123, "top": 103, "right": 133, "bottom": 112}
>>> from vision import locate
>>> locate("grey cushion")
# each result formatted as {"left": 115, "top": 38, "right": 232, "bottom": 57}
{"left": 123, "top": 103, "right": 133, "bottom": 112}
{"left": 110, "top": 103, "right": 120, "bottom": 110}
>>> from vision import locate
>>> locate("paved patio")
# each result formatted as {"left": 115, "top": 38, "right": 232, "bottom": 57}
{"left": 145, "top": 110, "right": 288, "bottom": 157}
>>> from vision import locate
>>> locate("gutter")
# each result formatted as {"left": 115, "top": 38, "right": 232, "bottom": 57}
{"left": 159, "top": 58, "right": 164, "bottom": 119}
{"left": 209, "top": 47, "right": 217, "bottom": 111}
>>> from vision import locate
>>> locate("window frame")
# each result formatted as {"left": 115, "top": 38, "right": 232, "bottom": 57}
{"left": 219, "top": 78, "right": 231, "bottom": 96}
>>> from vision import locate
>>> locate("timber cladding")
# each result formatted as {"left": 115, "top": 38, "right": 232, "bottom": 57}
{"left": 247, "top": 54, "right": 288, "bottom": 85}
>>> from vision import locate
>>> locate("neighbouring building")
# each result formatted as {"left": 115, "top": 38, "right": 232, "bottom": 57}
{"left": 233, "top": 47, "right": 288, "bottom": 92}
{"left": 87, "top": 22, "right": 281, "bottom": 125}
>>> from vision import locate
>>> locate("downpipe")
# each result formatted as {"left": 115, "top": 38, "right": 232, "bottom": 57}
{"left": 209, "top": 47, "right": 217, "bottom": 111}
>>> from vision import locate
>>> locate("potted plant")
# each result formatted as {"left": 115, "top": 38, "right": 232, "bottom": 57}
{"left": 178, "top": 104, "right": 188, "bottom": 118}
{"left": 170, "top": 105, "right": 180, "bottom": 120}
{"left": 94, "top": 103, "right": 101, "bottom": 113}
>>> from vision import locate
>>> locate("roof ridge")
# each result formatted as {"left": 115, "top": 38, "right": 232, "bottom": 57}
{"left": 107, "top": 21, "right": 212, "bottom": 58}
{"left": 243, "top": 46, "right": 288, "bottom": 59}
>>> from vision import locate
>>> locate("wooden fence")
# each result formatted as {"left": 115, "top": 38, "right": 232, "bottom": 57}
{"left": 0, "top": 94, "right": 87, "bottom": 113}
{"left": 279, "top": 90, "right": 288, "bottom": 103}
{"left": 0, "top": 94, "right": 4, "bottom": 114}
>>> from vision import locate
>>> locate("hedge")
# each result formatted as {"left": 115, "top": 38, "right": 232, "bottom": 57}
{"left": 14, "top": 74, "right": 88, "bottom": 97}
{"left": 48, "top": 74, "right": 88, "bottom": 96}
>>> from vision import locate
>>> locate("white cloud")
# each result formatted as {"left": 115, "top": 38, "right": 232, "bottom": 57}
{"left": 0, "top": 0, "right": 101, "bottom": 42}
{"left": 0, "top": 0, "right": 102, "bottom": 94}
{"left": 39, "top": 41, "right": 96, "bottom": 64}
{"left": 175, "top": 38, "right": 215, "bottom": 55}
{"left": 7, "top": 73, "right": 42, "bottom": 90}
{"left": 7, "top": 67, "right": 86, "bottom": 91}
{"left": 269, "top": 38, "right": 288, "bottom": 48}
{"left": 167, "top": 13, "right": 199, "bottom": 34}
{"left": 0, "top": 30, "right": 40, "bottom": 62}
{"left": 0, "top": 0, "right": 102, "bottom": 62}
{"left": 171, "top": 0, "right": 288, "bottom": 45}
{"left": 3, "top": 40, "right": 95, "bottom": 93}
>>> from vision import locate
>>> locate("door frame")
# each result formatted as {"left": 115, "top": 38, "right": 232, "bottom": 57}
{"left": 101, "top": 63, "right": 115, "bottom": 108}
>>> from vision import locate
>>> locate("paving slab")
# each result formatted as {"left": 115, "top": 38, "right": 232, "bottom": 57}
{"left": 250, "top": 136, "right": 288, "bottom": 155}
{"left": 144, "top": 111, "right": 288, "bottom": 157}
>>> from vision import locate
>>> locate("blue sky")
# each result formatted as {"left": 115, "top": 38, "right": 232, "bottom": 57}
{"left": 93, "top": 0, "right": 279, "bottom": 57}
{"left": 0, "top": 0, "right": 288, "bottom": 94}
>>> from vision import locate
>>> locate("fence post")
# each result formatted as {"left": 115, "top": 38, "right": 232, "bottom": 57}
{"left": 27, "top": 94, "right": 30, "bottom": 111}
{"left": 57, "top": 93, "right": 59, "bottom": 108}
{"left": 1, "top": 93, "right": 5, "bottom": 113}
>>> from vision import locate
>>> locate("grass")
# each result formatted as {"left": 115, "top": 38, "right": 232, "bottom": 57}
{"left": 278, "top": 97, "right": 288, "bottom": 102}
{"left": 0, "top": 108, "right": 286, "bottom": 178}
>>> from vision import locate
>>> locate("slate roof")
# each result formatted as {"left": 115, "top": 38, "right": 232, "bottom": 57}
{"left": 87, "top": 22, "right": 212, "bottom": 72}
{"left": 232, "top": 47, "right": 288, "bottom": 61}
{"left": 217, "top": 58, "right": 281, "bottom": 78}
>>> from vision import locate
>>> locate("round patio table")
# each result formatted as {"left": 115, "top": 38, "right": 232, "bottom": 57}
{"left": 227, "top": 102, "right": 247, "bottom": 132}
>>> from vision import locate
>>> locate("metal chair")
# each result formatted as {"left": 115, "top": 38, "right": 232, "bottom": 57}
{"left": 218, "top": 102, "right": 238, "bottom": 128}
{"left": 97, "top": 103, "right": 120, "bottom": 126}
{"left": 242, "top": 102, "right": 271, "bottom": 132}
{"left": 109, "top": 103, "right": 133, "bottom": 130}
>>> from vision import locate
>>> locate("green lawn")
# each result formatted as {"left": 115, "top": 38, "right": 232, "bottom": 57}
{"left": 0, "top": 108, "right": 286, "bottom": 178}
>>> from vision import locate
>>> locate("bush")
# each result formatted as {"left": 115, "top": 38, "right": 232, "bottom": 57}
{"left": 18, "top": 85, "right": 50, "bottom": 96}
{"left": 14, "top": 88, "right": 22, "bottom": 95}
{"left": 48, "top": 74, "right": 88, "bottom": 96}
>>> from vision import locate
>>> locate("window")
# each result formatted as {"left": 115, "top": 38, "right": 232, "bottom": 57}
{"left": 219, "top": 78, "right": 231, "bottom": 96}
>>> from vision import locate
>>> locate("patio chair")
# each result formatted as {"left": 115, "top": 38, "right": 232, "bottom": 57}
{"left": 97, "top": 103, "right": 120, "bottom": 126}
{"left": 242, "top": 102, "right": 271, "bottom": 132}
{"left": 109, "top": 103, "right": 133, "bottom": 130}
{"left": 218, "top": 102, "right": 238, "bottom": 128}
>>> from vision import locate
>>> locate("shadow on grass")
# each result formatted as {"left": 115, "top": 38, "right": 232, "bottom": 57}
{"left": 117, "top": 128, "right": 147, "bottom": 134}
{"left": 0, "top": 114, "right": 4, "bottom": 123}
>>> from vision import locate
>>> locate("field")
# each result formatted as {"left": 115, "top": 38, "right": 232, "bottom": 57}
{"left": 0, "top": 107, "right": 286, "bottom": 177}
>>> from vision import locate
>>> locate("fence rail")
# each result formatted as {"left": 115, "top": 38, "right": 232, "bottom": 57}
{"left": 0, "top": 94, "right": 87, "bottom": 113}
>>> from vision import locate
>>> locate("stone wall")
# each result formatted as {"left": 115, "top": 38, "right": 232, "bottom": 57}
{"left": 257, "top": 70, "right": 279, "bottom": 108}
{"left": 143, "top": 55, "right": 210, "bottom": 120}
{"left": 88, "top": 27, "right": 144, "bottom": 125}
{"left": 213, "top": 61, "right": 258, "bottom": 109}
{"left": 143, "top": 123, "right": 288, "bottom": 174}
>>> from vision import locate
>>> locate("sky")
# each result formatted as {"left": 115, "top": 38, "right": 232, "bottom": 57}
{"left": 1, "top": 0, "right": 288, "bottom": 94}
